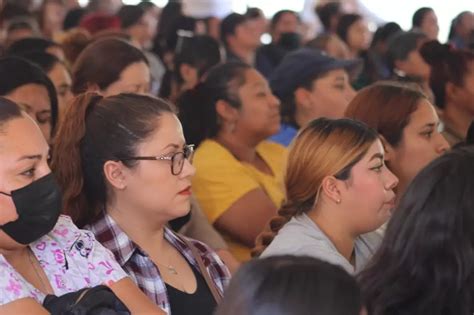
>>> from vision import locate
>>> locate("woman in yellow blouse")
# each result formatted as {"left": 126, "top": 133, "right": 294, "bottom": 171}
{"left": 178, "top": 62, "right": 286, "bottom": 261}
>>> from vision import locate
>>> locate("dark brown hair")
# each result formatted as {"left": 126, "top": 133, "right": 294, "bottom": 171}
{"left": 52, "top": 92, "right": 174, "bottom": 227}
{"left": 345, "top": 81, "right": 427, "bottom": 147}
{"left": 71, "top": 38, "right": 147, "bottom": 95}
{"left": 0, "top": 97, "right": 23, "bottom": 132}
{"left": 420, "top": 40, "right": 474, "bottom": 108}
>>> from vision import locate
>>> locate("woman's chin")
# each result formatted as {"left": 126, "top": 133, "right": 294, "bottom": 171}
{"left": 173, "top": 201, "right": 192, "bottom": 218}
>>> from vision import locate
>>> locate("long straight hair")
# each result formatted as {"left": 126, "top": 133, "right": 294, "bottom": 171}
{"left": 359, "top": 146, "right": 474, "bottom": 315}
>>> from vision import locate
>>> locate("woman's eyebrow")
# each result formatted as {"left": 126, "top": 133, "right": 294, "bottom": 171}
{"left": 369, "top": 153, "right": 384, "bottom": 162}
{"left": 16, "top": 154, "right": 42, "bottom": 162}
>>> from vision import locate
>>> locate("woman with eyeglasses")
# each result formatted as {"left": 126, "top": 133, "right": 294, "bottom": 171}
{"left": 52, "top": 92, "right": 230, "bottom": 315}
{"left": 71, "top": 35, "right": 241, "bottom": 274}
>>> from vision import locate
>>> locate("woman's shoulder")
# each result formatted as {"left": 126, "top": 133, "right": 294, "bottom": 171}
{"left": 262, "top": 215, "right": 340, "bottom": 257}
{"left": 257, "top": 140, "right": 287, "bottom": 156}
{"left": 167, "top": 229, "right": 223, "bottom": 266}
{"left": 193, "top": 140, "right": 249, "bottom": 174}
{"left": 195, "top": 139, "right": 226, "bottom": 155}
{"left": 194, "top": 140, "right": 237, "bottom": 165}
{"left": 42, "top": 215, "right": 95, "bottom": 249}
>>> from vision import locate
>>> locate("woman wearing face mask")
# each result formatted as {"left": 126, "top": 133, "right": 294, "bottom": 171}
{"left": 255, "top": 10, "right": 302, "bottom": 78}
{"left": 52, "top": 93, "right": 230, "bottom": 314}
{"left": 0, "top": 97, "right": 163, "bottom": 314}
{"left": 254, "top": 118, "right": 398, "bottom": 274}
{"left": 345, "top": 82, "right": 449, "bottom": 203}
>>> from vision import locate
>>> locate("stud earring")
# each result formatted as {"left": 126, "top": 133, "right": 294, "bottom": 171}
{"left": 336, "top": 199, "right": 341, "bottom": 204}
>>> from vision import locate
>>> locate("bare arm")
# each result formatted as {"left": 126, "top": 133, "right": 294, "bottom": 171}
{"left": 0, "top": 298, "right": 49, "bottom": 315}
{"left": 109, "top": 278, "right": 165, "bottom": 315}
{"left": 214, "top": 188, "right": 278, "bottom": 248}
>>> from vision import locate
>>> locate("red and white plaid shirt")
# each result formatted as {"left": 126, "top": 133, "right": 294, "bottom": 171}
{"left": 86, "top": 212, "right": 230, "bottom": 314}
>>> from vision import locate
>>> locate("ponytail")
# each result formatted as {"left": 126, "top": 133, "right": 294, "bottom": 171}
{"left": 52, "top": 92, "right": 103, "bottom": 227}
{"left": 178, "top": 83, "right": 218, "bottom": 148}
{"left": 252, "top": 199, "right": 314, "bottom": 257}
{"left": 52, "top": 92, "right": 174, "bottom": 228}
{"left": 177, "top": 61, "right": 251, "bottom": 147}
{"left": 252, "top": 118, "right": 378, "bottom": 257}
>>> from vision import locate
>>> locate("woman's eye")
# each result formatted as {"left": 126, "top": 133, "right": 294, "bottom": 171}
{"left": 58, "top": 88, "right": 68, "bottom": 97}
{"left": 371, "top": 164, "right": 383, "bottom": 173}
{"left": 36, "top": 112, "right": 51, "bottom": 124}
{"left": 21, "top": 168, "right": 35, "bottom": 177}
{"left": 421, "top": 131, "right": 434, "bottom": 139}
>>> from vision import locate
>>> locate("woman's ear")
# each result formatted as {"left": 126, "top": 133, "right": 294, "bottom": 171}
{"left": 394, "top": 59, "right": 407, "bottom": 74}
{"left": 321, "top": 175, "right": 343, "bottom": 205}
{"left": 379, "top": 135, "right": 395, "bottom": 163}
{"left": 294, "top": 87, "right": 312, "bottom": 111}
{"left": 103, "top": 161, "right": 127, "bottom": 190}
{"left": 446, "top": 81, "right": 463, "bottom": 103}
{"left": 216, "top": 99, "right": 239, "bottom": 123}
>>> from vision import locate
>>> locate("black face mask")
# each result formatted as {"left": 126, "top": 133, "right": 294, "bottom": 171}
{"left": 278, "top": 32, "right": 302, "bottom": 50}
{"left": 0, "top": 173, "right": 62, "bottom": 244}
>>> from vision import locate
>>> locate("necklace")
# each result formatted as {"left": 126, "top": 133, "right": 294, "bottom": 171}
{"left": 155, "top": 260, "right": 178, "bottom": 275}
{"left": 27, "top": 248, "right": 51, "bottom": 294}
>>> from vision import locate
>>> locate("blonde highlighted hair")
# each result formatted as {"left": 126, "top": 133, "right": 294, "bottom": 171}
{"left": 253, "top": 118, "right": 378, "bottom": 257}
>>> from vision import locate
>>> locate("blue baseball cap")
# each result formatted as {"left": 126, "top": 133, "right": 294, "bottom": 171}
{"left": 269, "top": 48, "right": 361, "bottom": 100}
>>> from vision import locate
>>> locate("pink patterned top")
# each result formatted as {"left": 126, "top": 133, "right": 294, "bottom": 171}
{"left": 0, "top": 215, "right": 128, "bottom": 305}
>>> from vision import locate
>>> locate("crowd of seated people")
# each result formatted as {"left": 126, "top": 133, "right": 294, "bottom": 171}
{"left": 0, "top": 0, "right": 473, "bottom": 314}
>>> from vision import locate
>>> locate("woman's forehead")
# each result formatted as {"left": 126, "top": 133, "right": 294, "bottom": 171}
{"left": 0, "top": 117, "right": 48, "bottom": 156}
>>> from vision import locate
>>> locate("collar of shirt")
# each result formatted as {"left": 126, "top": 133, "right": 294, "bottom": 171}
{"left": 87, "top": 212, "right": 197, "bottom": 268}
{"left": 86, "top": 211, "right": 230, "bottom": 301}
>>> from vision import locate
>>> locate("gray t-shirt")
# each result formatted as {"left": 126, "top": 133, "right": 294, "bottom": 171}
{"left": 260, "top": 213, "right": 382, "bottom": 274}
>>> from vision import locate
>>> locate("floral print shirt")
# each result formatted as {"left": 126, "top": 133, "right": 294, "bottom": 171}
{"left": 0, "top": 215, "right": 128, "bottom": 305}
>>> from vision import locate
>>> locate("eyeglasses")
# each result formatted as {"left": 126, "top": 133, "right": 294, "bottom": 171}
{"left": 120, "top": 144, "right": 194, "bottom": 175}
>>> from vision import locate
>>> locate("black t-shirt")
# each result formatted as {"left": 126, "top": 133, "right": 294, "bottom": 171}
{"left": 165, "top": 265, "right": 216, "bottom": 315}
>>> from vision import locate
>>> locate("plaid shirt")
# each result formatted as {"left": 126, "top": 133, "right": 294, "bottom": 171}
{"left": 87, "top": 212, "right": 230, "bottom": 314}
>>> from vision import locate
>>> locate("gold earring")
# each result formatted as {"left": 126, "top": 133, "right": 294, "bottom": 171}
{"left": 336, "top": 199, "right": 341, "bottom": 204}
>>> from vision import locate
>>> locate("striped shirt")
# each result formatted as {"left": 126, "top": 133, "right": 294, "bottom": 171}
{"left": 87, "top": 212, "right": 230, "bottom": 314}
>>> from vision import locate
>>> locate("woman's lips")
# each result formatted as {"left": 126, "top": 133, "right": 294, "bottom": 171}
{"left": 178, "top": 186, "right": 192, "bottom": 196}
{"left": 385, "top": 196, "right": 396, "bottom": 207}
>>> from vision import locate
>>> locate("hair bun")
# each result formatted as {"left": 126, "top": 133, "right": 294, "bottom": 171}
{"left": 420, "top": 40, "right": 452, "bottom": 66}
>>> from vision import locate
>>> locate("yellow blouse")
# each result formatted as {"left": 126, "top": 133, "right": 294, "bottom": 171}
{"left": 192, "top": 139, "right": 286, "bottom": 261}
